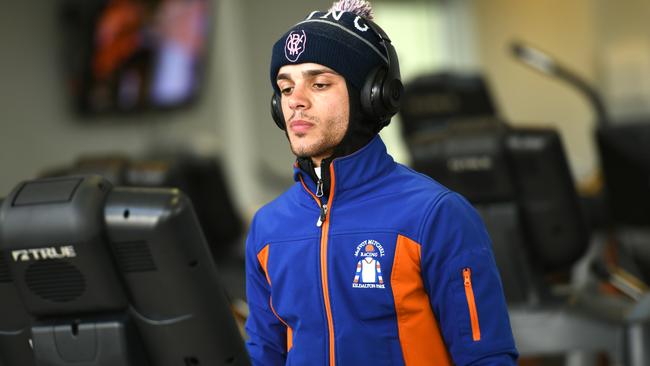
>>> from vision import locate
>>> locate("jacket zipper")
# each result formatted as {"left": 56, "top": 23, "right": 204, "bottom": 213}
{"left": 298, "top": 168, "right": 336, "bottom": 365}
{"left": 317, "top": 204, "right": 328, "bottom": 227}
{"left": 463, "top": 268, "right": 481, "bottom": 341}
{"left": 315, "top": 179, "right": 328, "bottom": 227}
{"left": 316, "top": 179, "right": 324, "bottom": 198}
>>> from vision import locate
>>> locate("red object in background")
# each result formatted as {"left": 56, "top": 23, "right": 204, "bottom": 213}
{"left": 93, "top": 0, "right": 145, "bottom": 81}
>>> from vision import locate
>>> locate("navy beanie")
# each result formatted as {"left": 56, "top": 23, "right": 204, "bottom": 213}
{"left": 269, "top": 7, "right": 388, "bottom": 95}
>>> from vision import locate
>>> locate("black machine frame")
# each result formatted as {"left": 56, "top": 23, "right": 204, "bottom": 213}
{"left": 0, "top": 175, "right": 249, "bottom": 366}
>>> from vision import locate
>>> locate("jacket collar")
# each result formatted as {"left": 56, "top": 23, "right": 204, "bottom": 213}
{"left": 293, "top": 135, "right": 395, "bottom": 197}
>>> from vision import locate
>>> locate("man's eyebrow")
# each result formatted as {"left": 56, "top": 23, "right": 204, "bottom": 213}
{"left": 303, "top": 69, "right": 339, "bottom": 77}
{"left": 277, "top": 73, "right": 291, "bottom": 82}
{"left": 276, "top": 69, "right": 339, "bottom": 82}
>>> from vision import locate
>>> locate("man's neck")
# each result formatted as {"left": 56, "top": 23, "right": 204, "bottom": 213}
{"left": 310, "top": 155, "right": 327, "bottom": 168}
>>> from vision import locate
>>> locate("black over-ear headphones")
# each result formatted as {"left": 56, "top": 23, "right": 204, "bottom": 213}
{"left": 270, "top": 19, "right": 403, "bottom": 131}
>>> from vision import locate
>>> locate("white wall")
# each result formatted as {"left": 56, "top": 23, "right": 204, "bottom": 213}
{"left": 594, "top": 0, "right": 650, "bottom": 120}
{"left": 0, "top": 0, "right": 322, "bottom": 217}
{"left": 0, "top": 1, "right": 158, "bottom": 193}
{"left": 234, "top": 0, "right": 324, "bottom": 214}
{"left": 471, "top": 0, "right": 599, "bottom": 182}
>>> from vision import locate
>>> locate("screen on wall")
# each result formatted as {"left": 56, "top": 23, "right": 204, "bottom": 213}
{"left": 62, "top": 0, "right": 211, "bottom": 114}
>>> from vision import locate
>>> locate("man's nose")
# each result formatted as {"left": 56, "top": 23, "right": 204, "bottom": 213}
{"left": 288, "top": 84, "right": 310, "bottom": 110}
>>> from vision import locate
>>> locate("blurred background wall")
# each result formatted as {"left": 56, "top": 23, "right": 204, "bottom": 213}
{"left": 1, "top": 0, "right": 650, "bottom": 219}
{"left": 0, "top": 0, "right": 323, "bottom": 218}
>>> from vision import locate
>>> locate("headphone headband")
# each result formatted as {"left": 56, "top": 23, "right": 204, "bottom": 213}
{"left": 271, "top": 16, "right": 402, "bottom": 130}
{"left": 360, "top": 19, "right": 403, "bottom": 128}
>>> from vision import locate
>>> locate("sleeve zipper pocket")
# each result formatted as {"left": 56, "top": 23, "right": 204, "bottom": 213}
{"left": 463, "top": 268, "right": 481, "bottom": 341}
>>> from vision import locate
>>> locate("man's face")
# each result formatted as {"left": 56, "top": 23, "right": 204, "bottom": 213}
{"left": 276, "top": 63, "right": 349, "bottom": 165}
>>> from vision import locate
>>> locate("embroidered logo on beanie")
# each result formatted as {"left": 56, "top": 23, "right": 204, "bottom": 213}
{"left": 270, "top": 0, "right": 386, "bottom": 93}
{"left": 285, "top": 30, "right": 307, "bottom": 62}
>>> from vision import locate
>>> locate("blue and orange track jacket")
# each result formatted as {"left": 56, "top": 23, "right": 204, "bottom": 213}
{"left": 245, "top": 136, "right": 518, "bottom": 365}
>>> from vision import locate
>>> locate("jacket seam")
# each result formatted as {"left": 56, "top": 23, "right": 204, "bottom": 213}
{"left": 332, "top": 188, "right": 413, "bottom": 206}
{"left": 255, "top": 245, "right": 292, "bottom": 351}
{"left": 394, "top": 232, "right": 428, "bottom": 287}
{"left": 258, "top": 235, "right": 322, "bottom": 246}
{"left": 417, "top": 190, "right": 453, "bottom": 244}
{"left": 416, "top": 191, "right": 453, "bottom": 295}
{"left": 328, "top": 229, "right": 403, "bottom": 236}
{"left": 398, "top": 163, "right": 446, "bottom": 186}
{"left": 336, "top": 160, "right": 397, "bottom": 194}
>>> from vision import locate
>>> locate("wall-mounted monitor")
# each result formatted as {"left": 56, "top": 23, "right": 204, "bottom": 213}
{"left": 61, "top": 0, "right": 211, "bottom": 114}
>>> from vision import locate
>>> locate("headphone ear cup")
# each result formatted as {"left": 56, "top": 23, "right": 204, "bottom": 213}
{"left": 360, "top": 66, "right": 385, "bottom": 122}
{"left": 380, "top": 77, "right": 403, "bottom": 127}
{"left": 361, "top": 66, "right": 402, "bottom": 128}
{"left": 270, "top": 93, "right": 286, "bottom": 130}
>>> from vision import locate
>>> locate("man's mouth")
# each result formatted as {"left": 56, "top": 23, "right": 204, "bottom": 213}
{"left": 289, "top": 119, "right": 314, "bottom": 134}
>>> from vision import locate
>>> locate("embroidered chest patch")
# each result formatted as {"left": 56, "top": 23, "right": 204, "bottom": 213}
{"left": 352, "top": 240, "right": 385, "bottom": 289}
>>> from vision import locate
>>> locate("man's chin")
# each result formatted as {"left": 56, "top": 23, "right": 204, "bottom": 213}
{"left": 290, "top": 147, "right": 314, "bottom": 159}
{"left": 290, "top": 144, "right": 322, "bottom": 160}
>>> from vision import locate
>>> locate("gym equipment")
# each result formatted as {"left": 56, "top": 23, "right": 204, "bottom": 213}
{"left": 40, "top": 154, "right": 243, "bottom": 261}
{"left": 0, "top": 175, "right": 250, "bottom": 365}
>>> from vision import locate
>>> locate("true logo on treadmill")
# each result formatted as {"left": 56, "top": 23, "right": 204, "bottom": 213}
{"left": 352, "top": 240, "right": 385, "bottom": 289}
{"left": 11, "top": 245, "right": 77, "bottom": 262}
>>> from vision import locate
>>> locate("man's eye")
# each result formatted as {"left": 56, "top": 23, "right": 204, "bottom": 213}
{"left": 313, "top": 83, "right": 329, "bottom": 90}
{"left": 280, "top": 87, "right": 293, "bottom": 95}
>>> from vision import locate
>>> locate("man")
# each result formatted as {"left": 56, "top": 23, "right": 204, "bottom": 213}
{"left": 245, "top": 1, "right": 518, "bottom": 365}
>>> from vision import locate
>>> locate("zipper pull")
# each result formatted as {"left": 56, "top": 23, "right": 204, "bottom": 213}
{"left": 316, "top": 204, "right": 328, "bottom": 227}
{"left": 315, "top": 179, "right": 324, "bottom": 198}
{"left": 462, "top": 267, "right": 481, "bottom": 341}
{"left": 463, "top": 268, "right": 471, "bottom": 286}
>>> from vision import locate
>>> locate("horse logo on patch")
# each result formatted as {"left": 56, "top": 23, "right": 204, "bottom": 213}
{"left": 285, "top": 30, "right": 307, "bottom": 62}
{"left": 352, "top": 240, "right": 385, "bottom": 289}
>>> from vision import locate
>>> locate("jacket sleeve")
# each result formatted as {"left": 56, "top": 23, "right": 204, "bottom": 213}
{"left": 419, "top": 192, "right": 519, "bottom": 366}
{"left": 244, "top": 215, "right": 287, "bottom": 365}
